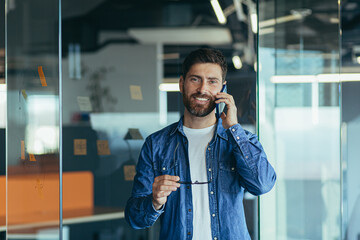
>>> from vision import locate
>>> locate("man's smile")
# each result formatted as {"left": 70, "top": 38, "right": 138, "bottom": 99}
{"left": 194, "top": 96, "right": 210, "bottom": 103}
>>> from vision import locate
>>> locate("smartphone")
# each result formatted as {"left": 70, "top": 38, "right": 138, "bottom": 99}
{"left": 215, "top": 84, "right": 227, "bottom": 119}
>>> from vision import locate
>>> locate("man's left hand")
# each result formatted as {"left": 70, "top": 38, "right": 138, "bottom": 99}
{"left": 215, "top": 92, "right": 238, "bottom": 129}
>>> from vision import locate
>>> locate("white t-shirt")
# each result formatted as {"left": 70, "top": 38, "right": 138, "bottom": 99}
{"left": 183, "top": 124, "right": 216, "bottom": 240}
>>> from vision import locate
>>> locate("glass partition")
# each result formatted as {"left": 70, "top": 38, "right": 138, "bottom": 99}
{"left": 258, "top": 0, "right": 341, "bottom": 239}
{"left": 340, "top": 1, "right": 360, "bottom": 240}
{"left": 6, "top": 0, "right": 344, "bottom": 239}
{"left": 6, "top": 0, "right": 61, "bottom": 239}
{"left": 0, "top": 1, "right": 5, "bottom": 239}
{"left": 61, "top": 0, "right": 259, "bottom": 239}
{"left": 4, "top": 0, "right": 261, "bottom": 239}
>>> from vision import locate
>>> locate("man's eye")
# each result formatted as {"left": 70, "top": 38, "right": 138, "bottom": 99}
{"left": 209, "top": 80, "right": 217, "bottom": 84}
{"left": 191, "top": 78, "right": 199, "bottom": 82}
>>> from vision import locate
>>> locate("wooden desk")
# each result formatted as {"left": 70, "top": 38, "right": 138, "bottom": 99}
{"left": 0, "top": 172, "right": 125, "bottom": 234}
{"left": 0, "top": 207, "right": 124, "bottom": 233}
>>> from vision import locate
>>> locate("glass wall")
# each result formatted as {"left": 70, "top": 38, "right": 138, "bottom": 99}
{"left": 340, "top": 1, "right": 360, "bottom": 239}
{"left": 6, "top": 0, "right": 360, "bottom": 239}
{"left": 60, "top": 0, "right": 259, "bottom": 239}
{"left": 258, "top": 0, "right": 360, "bottom": 240}
{"left": 258, "top": 0, "right": 341, "bottom": 239}
{"left": 0, "top": 1, "right": 5, "bottom": 240}
{"left": 5, "top": 0, "right": 261, "bottom": 239}
{"left": 6, "top": 0, "right": 61, "bottom": 239}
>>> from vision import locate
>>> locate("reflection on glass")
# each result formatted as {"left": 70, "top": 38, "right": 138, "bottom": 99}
{"left": 0, "top": 2, "right": 5, "bottom": 239}
{"left": 61, "top": 0, "right": 259, "bottom": 238}
{"left": 26, "top": 96, "right": 59, "bottom": 155}
{"left": 6, "top": 0, "right": 60, "bottom": 238}
{"left": 340, "top": 2, "right": 360, "bottom": 240}
{"left": 258, "top": 0, "right": 341, "bottom": 239}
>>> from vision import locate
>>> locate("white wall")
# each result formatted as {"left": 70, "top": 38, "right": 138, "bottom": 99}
{"left": 62, "top": 44, "right": 161, "bottom": 125}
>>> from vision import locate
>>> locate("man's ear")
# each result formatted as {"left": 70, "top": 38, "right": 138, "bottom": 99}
{"left": 179, "top": 76, "right": 184, "bottom": 94}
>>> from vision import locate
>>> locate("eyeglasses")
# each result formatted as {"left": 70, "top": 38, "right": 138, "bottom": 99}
{"left": 173, "top": 142, "right": 212, "bottom": 185}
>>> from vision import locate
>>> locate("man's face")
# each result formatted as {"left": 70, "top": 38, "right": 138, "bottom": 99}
{"left": 180, "top": 63, "right": 225, "bottom": 117}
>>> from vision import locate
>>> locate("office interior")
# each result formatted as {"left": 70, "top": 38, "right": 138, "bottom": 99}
{"left": 0, "top": 0, "right": 360, "bottom": 239}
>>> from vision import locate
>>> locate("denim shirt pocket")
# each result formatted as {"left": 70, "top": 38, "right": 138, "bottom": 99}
{"left": 219, "top": 160, "right": 241, "bottom": 193}
{"left": 154, "top": 158, "right": 177, "bottom": 177}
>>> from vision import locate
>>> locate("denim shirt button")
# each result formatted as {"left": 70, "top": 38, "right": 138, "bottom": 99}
{"left": 162, "top": 167, "right": 166, "bottom": 170}
{"left": 245, "top": 156, "right": 249, "bottom": 159}
{"left": 236, "top": 136, "right": 240, "bottom": 140}
{"left": 232, "top": 128, "right": 235, "bottom": 132}
{"left": 208, "top": 168, "right": 211, "bottom": 172}
{"left": 187, "top": 232, "right": 191, "bottom": 235}
{"left": 212, "top": 213, "right": 215, "bottom": 217}
{"left": 188, "top": 209, "right": 192, "bottom": 212}
{"left": 210, "top": 191, "right": 214, "bottom": 194}
{"left": 208, "top": 147, "right": 211, "bottom": 151}
{"left": 214, "top": 237, "right": 218, "bottom": 240}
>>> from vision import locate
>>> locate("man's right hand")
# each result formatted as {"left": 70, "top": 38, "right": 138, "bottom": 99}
{"left": 152, "top": 175, "right": 180, "bottom": 210}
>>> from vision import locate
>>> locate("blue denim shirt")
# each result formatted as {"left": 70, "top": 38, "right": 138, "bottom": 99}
{"left": 125, "top": 118, "right": 276, "bottom": 240}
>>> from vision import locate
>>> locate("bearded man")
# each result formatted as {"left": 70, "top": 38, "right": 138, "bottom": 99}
{"left": 125, "top": 48, "right": 276, "bottom": 240}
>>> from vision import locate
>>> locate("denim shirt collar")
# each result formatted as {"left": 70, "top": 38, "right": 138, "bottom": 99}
{"left": 170, "top": 116, "right": 228, "bottom": 141}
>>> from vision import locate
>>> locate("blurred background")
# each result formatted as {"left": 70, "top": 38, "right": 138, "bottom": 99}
{"left": 1, "top": 0, "right": 360, "bottom": 239}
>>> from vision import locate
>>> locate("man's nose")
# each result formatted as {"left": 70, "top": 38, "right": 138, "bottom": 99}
{"left": 197, "top": 81, "right": 208, "bottom": 93}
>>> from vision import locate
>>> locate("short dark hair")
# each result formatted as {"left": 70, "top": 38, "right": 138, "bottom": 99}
{"left": 182, "top": 48, "right": 227, "bottom": 81}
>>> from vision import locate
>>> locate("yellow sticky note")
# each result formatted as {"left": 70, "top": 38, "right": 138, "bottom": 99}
{"left": 130, "top": 85, "right": 143, "bottom": 100}
{"left": 97, "top": 140, "right": 111, "bottom": 155}
{"left": 21, "top": 140, "right": 25, "bottom": 160}
{"left": 124, "top": 165, "right": 136, "bottom": 181}
{"left": 77, "top": 96, "right": 93, "bottom": 112}
{"left": 21, "top": 89, "right": 27, "bottom": 100}
{"left": 29, "top": 154, "right": 36, "bottom": 162}
{"left": 38, "top": 66, "right": 47, "bottom": 87}
{"left": 74, "top": 139, "right": 87, "bottom": 155}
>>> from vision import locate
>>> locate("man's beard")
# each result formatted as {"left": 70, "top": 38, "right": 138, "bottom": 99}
{"left": 182, "top": 91, "right": 216, "bottom": 117}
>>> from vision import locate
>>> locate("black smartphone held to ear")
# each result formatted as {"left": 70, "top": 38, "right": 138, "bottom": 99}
{"left": 215, "top": 84, "right": 227, "bottom": 119}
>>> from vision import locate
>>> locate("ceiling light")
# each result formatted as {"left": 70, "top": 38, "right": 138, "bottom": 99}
{"left": 210, "top": 0, "right": 227, "bottom": 24}
{"left": 356, "top": 57, "right": 360, "bottom": 64}
{"left": 339, "top": 73, "right": 360, "bottom": 82}
{"left": 270, "top": 74, "right": 360, "bottom": 84}
{"left": 259, "top": 27, "right": 275, "bottom": 35}
{"left": 290, "top": 8, "right": 312, "bottom": 18}
{"left": 233, "top": 0, "right": 246, "bottom": 22}
{"left": 330, "top": 18, "right": 339, "bottom": 24}
{"left": 232, "top": 56, "right": 242, "bottom": 69}
{"left": 250, "top": 12, "right": 258, "bottom": 33}
{"left": 128, "top": 27, "right": 232, "bottom": 45}
{"left": 159, "top": 83, "right": 180, "bottom": 92}
{"left": 271, "top": 75, "right": 315, "bottom": 83}
{"left": 259, "top": 14, "right": 302, "bottom": 28}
